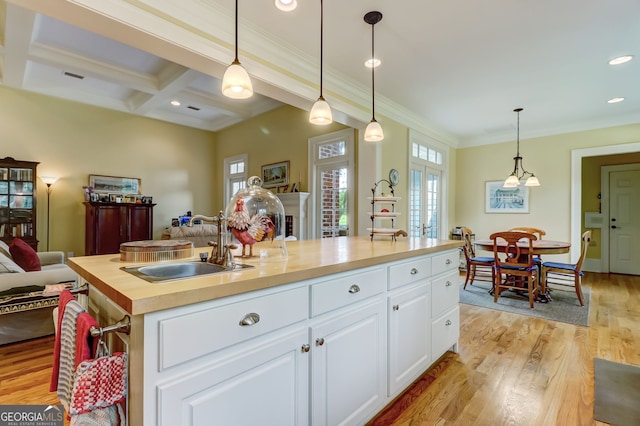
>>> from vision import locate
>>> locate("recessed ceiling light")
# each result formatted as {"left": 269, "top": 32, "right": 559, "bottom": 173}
{"left": 608, "top": 97, "right": 625, "bottom": 104}
{"left": 275, "top": 0, "right": 297, "bottom": 12}
{"left": 609, "top": 55, "right": 633, "bottom": 65}
{"left": 365, "top": 58, "right": 381, "bottom": 68}
{"left": 170, "top": 100, "right": 181, "bottom": 106}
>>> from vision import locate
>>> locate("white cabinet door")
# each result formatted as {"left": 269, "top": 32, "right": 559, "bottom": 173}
{"left": 431, "top": 306, "right": 460, "bottom": 361}
{"left": 310, "top": 298, "right": 387, "bottom": 426}
{"left": 388, "top": 282, "right": 431, "bottom": 396}
{"left": 157, "top": 327, "right": 309, "bottom": 426}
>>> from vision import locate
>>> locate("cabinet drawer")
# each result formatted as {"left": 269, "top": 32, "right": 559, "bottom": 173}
{"left": 388, "top": 256, "right": 431, "bottom": 290}
{"left": 431, "top": 306, "right": 460, "bottom": 361}
{"left": 311, "top": 267, "right": 386, "bottom": 316}
{"left": 432, "top": 250, "right": 459, "bottom": 276}
{"left": 158, "top": 286, "right": 308, "bottom": 370}
{"left": 431, "top": 270, "right": 459, "bottom": 318}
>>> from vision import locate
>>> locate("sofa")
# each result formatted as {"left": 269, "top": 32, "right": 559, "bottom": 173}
{"left": 0, "top": 239, "right": 80, "bottom": 345}
{"left": 161, "top": 224, "right": 219, "bottom": 248}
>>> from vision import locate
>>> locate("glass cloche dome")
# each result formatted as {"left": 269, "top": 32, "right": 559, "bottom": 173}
{"left": 224, "top": 176, "right": 288, "bottom": 263}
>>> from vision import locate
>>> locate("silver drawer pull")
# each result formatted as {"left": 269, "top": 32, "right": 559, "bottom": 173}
{"left": 393, "top": 304, "right": 399, "bottom": 311}
{"left": 348, "top": 284, "right": 360, "bottom": 294}
{"left": 410, "top": 268, "right": 418, "bottom": 275}
{"left": 446, "top": 281, "right": 452, "bottom": 287}
{"left": 301, "top": 344, "right": 310, "bottom": 353}
{"left": 445, "top": 320, "right": 452, "bottom": 326}
{"left": 316, "top": 337, "right": 325, "bottom": 346}
{"left": 239, "top": 312, "right": 260, "bottom": 326}
{"left": 446, "top": 259, "right": 452, "bottom": 265}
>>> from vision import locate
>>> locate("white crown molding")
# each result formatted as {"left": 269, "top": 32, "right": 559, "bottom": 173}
{"left": 9, "top": 0, "right": 460, "bottom": 145}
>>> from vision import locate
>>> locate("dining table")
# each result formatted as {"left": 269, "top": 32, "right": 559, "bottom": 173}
{"left": 473, "top": 239, "right": 571, "bottom": 256}
{"left": 473, "top": 238, "right": 571, "bottom": 302}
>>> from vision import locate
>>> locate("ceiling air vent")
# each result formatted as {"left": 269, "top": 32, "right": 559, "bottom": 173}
{"left": 63, "top": 71, "right": 85, "bottom": 80}
{"left": 187, "top": 105, "right": 200, "bottom": 111}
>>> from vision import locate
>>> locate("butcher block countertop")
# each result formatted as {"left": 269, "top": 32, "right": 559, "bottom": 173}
{"left": 68, "top": 236, "right": 462, "bottom": 315}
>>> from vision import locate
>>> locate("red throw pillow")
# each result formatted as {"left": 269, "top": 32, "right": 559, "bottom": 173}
{"left": 9, "top": 238, "right": 41, "bottom": 271}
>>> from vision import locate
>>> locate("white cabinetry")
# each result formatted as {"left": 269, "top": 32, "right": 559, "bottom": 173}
{"left": 138, "top": 249, "right": 460, "bottom": 425}
{"left": 388, "top": 282, "right": 431, "bottom": 396}
{"left": 430, "top": 251, "right": 460, "bottom": 360}
{"left": 311, "top": 298, "right": 386, "bottom": 425}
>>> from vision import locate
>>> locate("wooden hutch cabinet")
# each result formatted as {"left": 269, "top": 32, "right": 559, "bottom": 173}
{"left": 84, "top": 202, "right": 155, "bottom": 255}
{"left": 0, "top": 157, "right": 39, "bottom": 250}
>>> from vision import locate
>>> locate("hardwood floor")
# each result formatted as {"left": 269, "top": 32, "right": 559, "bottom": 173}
{"left": 1, "top": 272, "right": 637, "bottom": 425}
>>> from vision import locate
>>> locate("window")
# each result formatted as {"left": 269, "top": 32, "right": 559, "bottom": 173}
{"left": 409, "top": 132, "right": 447, "bottom": 239}
{"left": 308, "top": 129, "right": 355, "bottom": 239}
{"left": 224, "top": 154, "right": 248, "bottom": 205}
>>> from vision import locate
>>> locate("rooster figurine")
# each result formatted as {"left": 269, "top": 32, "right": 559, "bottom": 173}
{"left": 227, "top": 195, "right": 275, "bottom": 257}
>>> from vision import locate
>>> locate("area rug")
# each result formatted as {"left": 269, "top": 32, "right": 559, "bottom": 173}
{"left": 594, "top": 358, "right": 640, "bottom": 425}
{"left": 459, "top": 281, "right": 590, "bottom": 326}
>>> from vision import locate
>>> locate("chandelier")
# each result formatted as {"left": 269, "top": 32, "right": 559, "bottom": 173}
{"left": 503, "top": 108, "right": 540, "bottom": 188}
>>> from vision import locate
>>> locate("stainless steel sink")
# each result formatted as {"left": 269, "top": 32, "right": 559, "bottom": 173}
{"left": 121, "top": 261, "right": 254, "bottom": 283}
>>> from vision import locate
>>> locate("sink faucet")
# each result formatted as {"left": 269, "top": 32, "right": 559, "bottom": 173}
{"left": 188, "top": 211, "right": 236, "bottom": 268}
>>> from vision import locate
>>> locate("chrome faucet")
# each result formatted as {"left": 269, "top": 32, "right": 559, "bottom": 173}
{"left": 188, "top": 211, "right": 236, "bottom": 268}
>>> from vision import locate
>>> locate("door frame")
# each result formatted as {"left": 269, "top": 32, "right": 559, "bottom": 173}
{"left": 571, "top": 142, "right": 640, "bottom": 267}
{"left": 601, "top": 163, "right": 640, "bottom": 273}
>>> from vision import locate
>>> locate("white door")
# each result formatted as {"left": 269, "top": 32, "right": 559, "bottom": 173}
{"left": 609, "top": 169, "right": 640, "bottom": 274}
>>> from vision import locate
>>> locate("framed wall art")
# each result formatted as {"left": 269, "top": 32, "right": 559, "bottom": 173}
{"left": 485, "top": 180, "right": 530, "bottom": 213}
{"left": 89, "top": 175, "right": 141, "bottom": 194}
{"left": 261, "top": 161, "right": 289, "bottom": 188}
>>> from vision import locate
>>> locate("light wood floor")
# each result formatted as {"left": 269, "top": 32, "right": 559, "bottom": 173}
{"left": 1, "top": 272, "right": 638, "bottom": 425}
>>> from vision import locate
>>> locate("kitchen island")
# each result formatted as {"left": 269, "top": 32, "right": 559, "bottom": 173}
{"left": 69, "top": 236, "right": 462, "bottom": 425}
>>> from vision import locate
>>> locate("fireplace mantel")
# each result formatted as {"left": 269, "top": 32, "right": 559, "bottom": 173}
{"left": 276, "top": 192, "right": 310, "bottom": 240}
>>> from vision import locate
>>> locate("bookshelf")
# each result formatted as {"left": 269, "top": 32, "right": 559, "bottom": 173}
{"left": 0, "top": 157, "right": 39, "bottom": 250}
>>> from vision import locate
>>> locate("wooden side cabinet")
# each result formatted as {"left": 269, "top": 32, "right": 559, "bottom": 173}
{"left": 84, "top": 202, "right": 154, "bottom": 255}
{"left": 0, "top": 157, "right": 39, "bottom": 250}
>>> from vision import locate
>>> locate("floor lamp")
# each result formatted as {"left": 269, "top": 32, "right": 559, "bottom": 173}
{"left": 40, "top": 176, "right": 58, "bottom": 251}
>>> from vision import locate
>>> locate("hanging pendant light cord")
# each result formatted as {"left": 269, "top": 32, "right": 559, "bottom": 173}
{"left": 370, "top": 22, "right": 376, "bottom": 119}
{"left": 319, "top": 0, "right": 324, "bottom": 98}
{"left": 234, "top": 0, "right": 239, "bottom": 62}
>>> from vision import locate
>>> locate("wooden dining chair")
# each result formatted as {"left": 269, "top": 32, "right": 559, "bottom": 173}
{"left": 460, "top": 227, "right": 495, "bottom": 289}
{"left": 490, "top": 231, "right": 539, "bottom": 309}
{"left": 508, "top": 227, "right": 546, "bottom": 266}
{"left": 541, "top": 230, "right": 591, "bottom": 306}
{"left": 508, "top": 227, "right": 546, "bottom": 240}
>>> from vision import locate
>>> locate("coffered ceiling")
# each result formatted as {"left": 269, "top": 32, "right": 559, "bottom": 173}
{"left": 2, "top": 0, "right": 640, "bottom": 147}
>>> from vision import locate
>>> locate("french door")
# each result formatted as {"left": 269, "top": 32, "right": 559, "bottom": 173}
{"left": 409, "top": 165, "right": 441, "bottom": 239}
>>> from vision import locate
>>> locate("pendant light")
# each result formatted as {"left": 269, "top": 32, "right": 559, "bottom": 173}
{"left": 309, "top": 0, "right": 333, "bottom": 125}
{"left": 222, "top": 0, "right": 253, "bottom": 99}
{"left": 363, "top": 11, "right": 383, "bottom": 142}
{"left": 275, "top": 0, "right": 297, "bottom": 12}
{"left": 503, "top": 108, "right": 540, "bottom": 188}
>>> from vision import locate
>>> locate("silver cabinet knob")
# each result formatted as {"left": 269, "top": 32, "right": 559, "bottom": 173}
{"left": 348, "top": 284, "right": 360, "bottom": 294}
{"left": 316, "top": 337, "right": 325, "bottom": 346}
{"left": 446, "top": 259, "right": 452, "bottom": 265}
{"left": 446, "top": 281, "right": 452, "bottom": 287}
{"left": 239, "top": 312, "right": 260, "bottom": 326}
{"left": 445, "top": 320, "right": 452, "bottom": 326}
{"left": 410, "top": 268, "right": 418, "bottom": 275}
{"left": 301, "top": 344, "right": 310, "bottom": 353}
{"left": 392, "top": 304, "right": 399, "bottom": 311}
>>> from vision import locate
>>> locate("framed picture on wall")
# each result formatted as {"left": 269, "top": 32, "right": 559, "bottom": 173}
{"left": 485, "top": 180, "right": 530, "bottom": 213}
{"left": 261, "top": 161, "right": 289, "bottom": 188}
{"left": 89, "top": 175, "right": 141, "bottom": 194}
